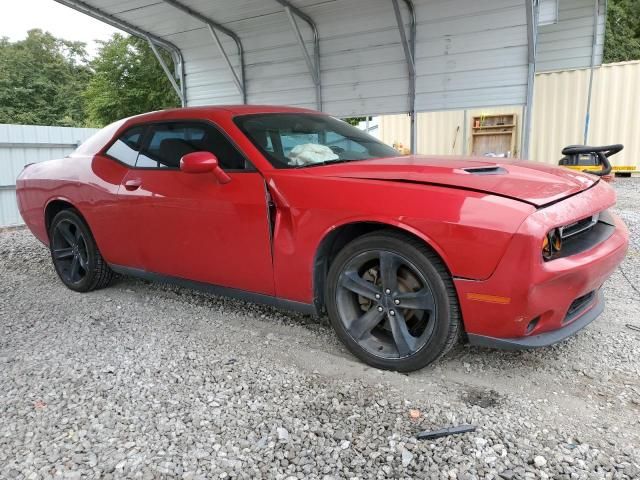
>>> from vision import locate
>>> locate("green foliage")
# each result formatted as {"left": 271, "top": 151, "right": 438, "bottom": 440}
{"left": 0, "top": 31, "right": 180, "bottom": 127}
{"left": 604, "top": 0, "right": 640, "bottom": 63}
{"left": 84, "top": 34, "right": 180, "bottom": 127}
{"left": 343, "top": 117, "right": 368, "bottom": 126}
{"left": 0, "top": 29, "right": 91, "bottom": 126}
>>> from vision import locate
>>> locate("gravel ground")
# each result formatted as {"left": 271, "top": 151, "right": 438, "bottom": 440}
{"left": 1, "top": 179, "right": 639, "bottom": 480}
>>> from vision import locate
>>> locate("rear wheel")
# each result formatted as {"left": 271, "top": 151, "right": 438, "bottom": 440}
{"left": 49, "top": 209, "right": 113, "bottom": 292}
{"left": 325, "top": 231, "right": 460, "bottom": 371}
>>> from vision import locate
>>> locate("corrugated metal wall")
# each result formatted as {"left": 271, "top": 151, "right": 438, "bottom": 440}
{"left": 60, "top": 0, "right": 608, "bottom": 118}
{"left": 536, "top": 0, "right": 605, "bottom": 72}
{"left": 65, "top": 0, "right": 607, "bottom": 117}
{"left": 530, "top": 60, "right": 640, "bottom": 167}
{"left": 412, "top": 0, "right": 528, "bottom": 111}
{"left": 380, "top": 105, "right": 524, "bottom": 156}
{"left": 76, "top": 0, "right": 533, "bottom": 116}
{"left": 380, "top": 61, "right": 640, "bottom": 169}
{"left": 0, "top": 124, "right": 97, "bottom": 227}
{"left": 182, "top": 0, "right": 533, "bottom": 114}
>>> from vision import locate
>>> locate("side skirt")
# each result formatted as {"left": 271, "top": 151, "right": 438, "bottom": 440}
{"left": 110, "top": 265, "right": 318, "bottom": 316}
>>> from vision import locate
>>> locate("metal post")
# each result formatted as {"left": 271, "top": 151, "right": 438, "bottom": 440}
{"left": 392, "top": 0, "right": 417, "bottom": 154}
{"left": 207, "top": 26, "right": 244, "bottom": 97}
{"left": 170, "top": 50, "right": 187, "bottom": 105}
{"left": 53, "top": 0, "right": 186, "bottom": 106}
{"left": 275, "top": 0, "right": 322, "bottom": 110}
{"left": 161, "top": 0, "right": 246, "bottom": 103}
{"left": 147, "top": 38, "right": 185, "bottom": 105}
{"left": 405, "top": 0, "right": 417, "bottom": 154}
{"left": 522, "top": 0, "right": 539, "bottom": 160}
{"left": 283, "top": 7, "right": 320, "bottom": 91}
{"left": 583, "top": 0, "right": 600, "bottom": 144}
{"left": 462, "top": 110, "right": 468, "bottom": 155}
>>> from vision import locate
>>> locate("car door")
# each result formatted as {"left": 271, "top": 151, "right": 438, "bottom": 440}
{"left": 91, "top": 124, "right": 148, "bottom": 269}
{"left": 116, "top": 120, "right": 275, "bottom": 296}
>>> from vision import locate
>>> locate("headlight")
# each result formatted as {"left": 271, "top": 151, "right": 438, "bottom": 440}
{"left": 542, "top": 228, "right": 563, "bottom": 260}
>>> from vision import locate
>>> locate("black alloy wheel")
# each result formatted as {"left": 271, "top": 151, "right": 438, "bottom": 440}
{"left": 326, "top": 232, "right": 460, "bottom": 371}
{"left": 51, "top": 218, "right": 89, "bottom": 285}
{"left": 49, "top": 209, "right": 113, "bottom": 292}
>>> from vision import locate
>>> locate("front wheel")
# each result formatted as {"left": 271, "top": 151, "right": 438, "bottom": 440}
{"left": 325, "top": 231, "right": 461, "bottom": 372}
{"left": 49, "top": 209, "right": 114, "bottom": 292}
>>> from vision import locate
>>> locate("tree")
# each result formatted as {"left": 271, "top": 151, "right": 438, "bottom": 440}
{"left": 603, "top": 0, "right": 640, "bottom": 63}
{"left": 0, "top": 29, "right": 91, "bottom": 126}
{"left": 343, "top": 117, "right": 369, "bottom": 126}
{"left": 84, "top": 34, "right": 180, "bottom": 126}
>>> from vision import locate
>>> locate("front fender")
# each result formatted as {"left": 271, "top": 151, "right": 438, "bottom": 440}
{"left": 268, "top": 173, "right": 535, "bottom": 303}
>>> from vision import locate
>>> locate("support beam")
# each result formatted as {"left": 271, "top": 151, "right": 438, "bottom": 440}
{"left": 583, "top": 0, "right": 600, "bottom": 144}
{"left": 283, "top": 8, "right": 319, "bottom": 85}
{"left": 275, "top": 0, "right": 322, "bottom": 110}
{"left": 147, "top": 38, "right": 185, "bottom": 104}
{"left": 53, "top": 0, "right": 186, "bottom": 107}
{"left": 392, "top": 0, "right": 417, "bottom": 154}
{"left": 161, "top": 0, "right": 246, "bottom": 103}
{"left": 522, "top": 0, "right": 539, "bottom": 159}
{"left": 207, "top": 26, "right": 244, "bottom": 96}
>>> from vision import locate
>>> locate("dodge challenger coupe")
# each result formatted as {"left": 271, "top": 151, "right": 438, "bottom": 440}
{"left": 16, "top": 106, "right": 629, "bottom": 371}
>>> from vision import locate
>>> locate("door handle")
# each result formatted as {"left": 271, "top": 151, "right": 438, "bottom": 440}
{"left": 124, "top": 178, "right": 142, "bottom": 191}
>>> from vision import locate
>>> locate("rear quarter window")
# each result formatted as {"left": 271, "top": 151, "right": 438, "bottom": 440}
{"left": 72, "top": 119, "right": 127, "bottom": 157}
{"left": 105, "top": 126, "right": 146, "bottom": 166}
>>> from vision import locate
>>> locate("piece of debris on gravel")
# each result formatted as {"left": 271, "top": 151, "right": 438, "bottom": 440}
{"left": 1, "top": 179, "right": 640, "bottom": 479}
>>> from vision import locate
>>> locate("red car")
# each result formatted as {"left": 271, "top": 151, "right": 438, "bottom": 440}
{"left": 16, "top": 106, "right": 629, "bottom": 371}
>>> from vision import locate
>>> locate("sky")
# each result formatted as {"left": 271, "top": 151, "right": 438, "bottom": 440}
{"left": 1, "top": 0, "right": 122, "bottom": 54}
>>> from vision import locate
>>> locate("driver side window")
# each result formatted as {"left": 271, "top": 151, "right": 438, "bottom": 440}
{"left": 135, "top": 121, "right": 248, "bottom": 170}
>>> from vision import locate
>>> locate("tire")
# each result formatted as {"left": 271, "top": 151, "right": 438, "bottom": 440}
{"left": 48, "top": 209, "right": 114, "bottom": 292}
{"left": 325, "top": 231, "right": 460, "bottom": 372}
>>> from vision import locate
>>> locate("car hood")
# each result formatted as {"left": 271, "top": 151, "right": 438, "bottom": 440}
{"left": 309, "top": 155, "right": 597, "bottom": 207}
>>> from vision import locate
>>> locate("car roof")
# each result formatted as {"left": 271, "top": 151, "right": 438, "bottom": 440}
{"left": 125, "top": 105, "right": 321, "bottom": 124}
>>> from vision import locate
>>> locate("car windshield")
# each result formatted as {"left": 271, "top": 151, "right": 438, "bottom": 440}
{"left": 234, "top": 113, "right": 399, "bottom": 168}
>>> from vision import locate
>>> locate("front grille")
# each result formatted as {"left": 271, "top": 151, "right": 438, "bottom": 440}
{"left": 560, "top": 213, "right": 599, "bottom": 239}
{"left": 564, "top": 291, "right": 596, "bottom": 324}
{"left": 553, "top": 210, "right": 615, "bottom": 259}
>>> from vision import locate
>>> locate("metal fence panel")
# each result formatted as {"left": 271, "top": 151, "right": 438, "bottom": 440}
{"left": 380, "top": 105, "right": 524, "bottom": 157}
{"left": 0, "top": 124, "right": 98, "bottom": 227}
{"left": 379, "top": 60, "right": 640, "bottom": 170}
{"left": 530, "top": 60, "right": 640, "bottom": 168}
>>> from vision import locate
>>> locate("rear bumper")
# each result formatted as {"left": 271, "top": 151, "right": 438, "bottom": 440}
{"left": 467, "top": 290, "right": 604, "bottom": 349}
{"left": 454, "top": 182, "right": 628, "bottom": 346}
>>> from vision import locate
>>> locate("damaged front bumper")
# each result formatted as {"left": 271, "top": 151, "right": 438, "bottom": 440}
{"left": 454, "top": 180, "right": 628, "bottom": 349}
{"left": 467, "top": 290, "right": 604, "bottom": 349}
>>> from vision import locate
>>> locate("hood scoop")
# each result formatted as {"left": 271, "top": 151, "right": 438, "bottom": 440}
{"left": 462, "top": 166, "right": 507, "bottom": 175}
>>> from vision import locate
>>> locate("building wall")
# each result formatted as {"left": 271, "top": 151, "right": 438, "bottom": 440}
{"left": 380, "top": 106, "right": 524, "bottom": 157}
{"left": 379, "top": 60, "right": 640, "bottom": 170}
{"left": 536, "top": 0, "right": 605, "bottom": 73}
{"left": 530, "top": 60, "right": 640, "bottom": 169}
{"left": 0, "top": 124, "right": 97, "bottom": 227}
{"left": 180, "top": 0, "right": 533, "bottom": 115}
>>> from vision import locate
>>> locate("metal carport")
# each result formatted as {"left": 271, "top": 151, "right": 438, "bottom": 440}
{"left": 53, "top": 0, "right": 606, "bottom": 157}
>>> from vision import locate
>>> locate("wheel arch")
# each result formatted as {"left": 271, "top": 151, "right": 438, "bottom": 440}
{"left": 44, "top": 198, "right": 87, "bottom": 239}
{"left": 312, "top": 220, "right": 452, "bottom": 313}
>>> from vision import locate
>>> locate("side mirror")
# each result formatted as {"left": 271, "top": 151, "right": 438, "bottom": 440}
{"left": 180, "top": 151, "right": 231, "bottom": 184}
